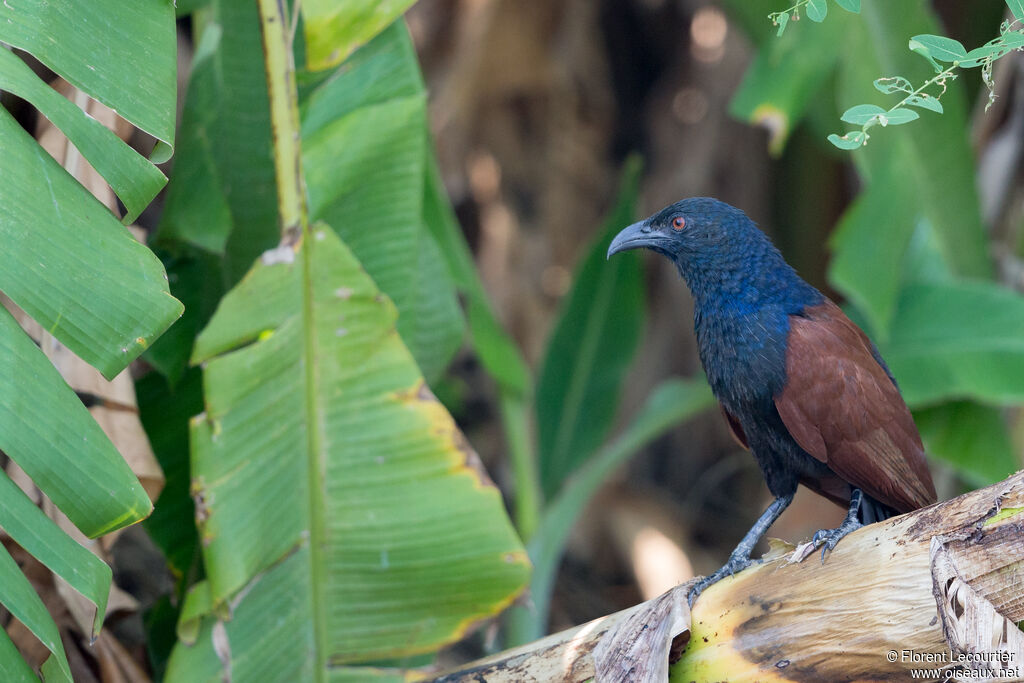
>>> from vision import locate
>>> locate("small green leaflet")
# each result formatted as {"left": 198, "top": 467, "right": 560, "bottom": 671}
{"left": 806, "top": 0, "right": 827, "bottom": 22}
{"left": 874, "top": 76, "right": 913, "bottom": 94}
{"left": 879, "top": 108, "right": 919, "bottom": 125}
{"left": 827, "top": 131, "right": 866, "bottom": 150}
{"left": 961, "top": 33, "right": 1024, "bottom": 67}
{"left": 840, "top": 104, "right": 886, "bottom": 125}
{"left": 905, "top": 94, "right": 943, "bottom": 114}
{"left": 909, "top": 34, "right": 967, "bottom": 63}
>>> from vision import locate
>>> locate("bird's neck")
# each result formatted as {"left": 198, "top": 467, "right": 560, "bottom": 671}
{"left": 674, "top": 243, "right": 821, "bottom": 315}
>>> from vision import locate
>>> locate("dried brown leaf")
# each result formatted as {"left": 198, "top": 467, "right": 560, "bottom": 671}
{"left": 931, "top": 511, "right": 1024, "bottom": 682}
{"left": 592, "top": 585, "right": 692, "bottom": 683}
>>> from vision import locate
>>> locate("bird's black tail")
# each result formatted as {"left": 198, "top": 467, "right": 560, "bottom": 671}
{"left": 859, "top": 494, "right": 898, "bottom": 524}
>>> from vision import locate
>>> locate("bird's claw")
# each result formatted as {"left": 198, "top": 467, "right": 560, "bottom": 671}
{"left": 686, "top": 577, "right": 710, "bottom": 608}
{"left": 811, "top": 528, "right": 835, "bottom": 564}
{"left": 687, "top": 555, "right": 753, "bottom": 607}
{"left": 810, "top": 520, "right": 862, "bottom": 564}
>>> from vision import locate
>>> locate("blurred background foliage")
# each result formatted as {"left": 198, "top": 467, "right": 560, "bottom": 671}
{"left": 4, "top": 0, "right": 1024, "bottom": 679}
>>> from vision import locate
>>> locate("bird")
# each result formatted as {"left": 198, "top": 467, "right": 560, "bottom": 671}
{"left": 606, "top": 197, "right": 936, "bottom": 606}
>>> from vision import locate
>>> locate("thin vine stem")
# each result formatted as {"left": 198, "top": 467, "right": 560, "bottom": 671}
{"left": 769, "top": 0, "right": 810, "bottom": 21}
{"left": 890, "top": 67, "right": 957, "bottom": 114}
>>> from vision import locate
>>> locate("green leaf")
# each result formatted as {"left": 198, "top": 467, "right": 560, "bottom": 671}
{"left": 0, "top": 544, "right": 71, "bottom": 682}
{"left": 731, "top": 10, "right": 846, "bottom": 153}
{"left": 909, "top": 34, "right": 967, "bottom": 62}
{"left": 873, "top": 76, "right": 913, "bottom": 94}
{"left": 827, "top": 131, "right": 866, "bottom": 149}
{"left": 0, "top": 0, "right": 176, "bottom": 148}
{"left": 301, "top": 0, "right": 417, "bottom": 71}
{"left": 0, "top": 48, "right": 166, "bottom": 223}
{"left": 902, "top": 217, "right": 957, "bottom": 284}
{"left": 177, "top": 0, "right": 212, "bottom": 16}
{"left": 164, "top": 13, "right": 465, "bottom": 381}
{"left": 168, "top": 554, "right": 414, "bottom": 682}
{"left": 508, "top": 377, "right": 716, "bottom": 645}
{"left": 138, "top": 370, "right": 203, "bottom": 585}
{"left": 157, "top": 2, "right": 279, "bottom": 282}
{"left": 167, "top": 557, "right": 312, "bottom": 681}
{"left": 171, "top": 228, "right": 529, "bottom": 674}
{"left": 0, "top": 471, "right": 112, "bottom": 640}
{"left": 297, "top": 16, "right": 423, "bottom": 118}
{"left": 882, "top": 281, "right": 1024, "bottom": 406}
{"left": 536, "top": 158, "right": 646, "bottom": 497}
{"left": 1006, "top": 0, "right": 1024, "bottom": 21}
{"left": 1000, "top": 32, "right": 1024, "bottom": 48}
{"left": 423, "top": 154, "right": 530, "bottom": 396}
{"left": 144, "top": 250, "right": 226, "bottom": 385}
{"left": 419, "top": 149, "right": 538, "bottom": 534}
{"left": 961, "top": 45, "right": 1003, "bottom": 68}
{"left": 914, "top": 401, "right": 1019, "bottom": 488}
{"left": 302, "top": 94, "right": 426, "bottom": 316}
{"left": 908, "top": 40, "right": 944, "bottom": 72}
{"left": 0, "top": 110, "right": 182, "bottom": 379}
{"left": 839, "top": 1, "right": 991, "bottom": 279}
{"left": 144, "top": 596, "right": 180, "bottom": 682}
{"left": 806, "top": 0, "right": 828, "bottom": 22}
{"left": 0, "top": 3, "right": 180, "bottom": 676}
{"left": 0, "top": 628, "right": 35, "bottom": 682}
{"left": 403, "top": 222, "right": 466, "bottom": 383}
{"left": 174, "top": 581, "right": 212, "bottom": 647}
{"left": 879, "top": 107, "right": 920, "bottom": 125}
{"left": 828, "top": 174, "right": 918, "bottom": 339}
{"left": 0, "top": 305, "right": 153, "bottom": 537}
{"left": 301, "top": 22, "right": 464, "bottom": 382}
{"left": 301, "top": 32, "right": 424, "bottom": 245}
{"left": 155, "top": 23, "right": 237, "bottom": 255}
{"left": 838, "top": 105, "right": 919, "bottom": 128}
{"left": 959, "top": 34, "right": 1024, "bottom": 67}
{"left": 840, "top": 103, "right": 886, "bottom": 124}
{"left": 834, "top": 0, "right": 861, "bottom": 12}
{"left": 904, "top": 94, "right": 943, "bottom": 113}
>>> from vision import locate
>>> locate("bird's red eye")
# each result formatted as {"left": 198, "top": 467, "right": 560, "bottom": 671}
{"left": 671, "top": 216, "right": 686, "bottom": 231}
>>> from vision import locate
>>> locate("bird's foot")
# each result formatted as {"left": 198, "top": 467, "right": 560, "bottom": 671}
{"left": 687, "top": 554, "right": 752, "bottom": 607}
{"left": 810, "top": 516, "right": 862, "bottom": 563}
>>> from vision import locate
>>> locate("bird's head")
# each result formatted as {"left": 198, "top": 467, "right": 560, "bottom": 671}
{"left": 606, "top": 197, "right": 758, "bottom": 262}
{"left": 607, "top": 197, "right": 817, "bottom": 306}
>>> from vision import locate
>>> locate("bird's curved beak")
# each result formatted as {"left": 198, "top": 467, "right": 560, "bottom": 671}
{"left": 607, "top": 220, "right": 656, "bottom": 259}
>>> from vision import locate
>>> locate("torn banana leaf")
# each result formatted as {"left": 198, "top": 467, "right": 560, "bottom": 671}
{"left": 165, "top": 227, "right": 529, "bottom": 680}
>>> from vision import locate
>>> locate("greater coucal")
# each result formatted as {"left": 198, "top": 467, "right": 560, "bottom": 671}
{"left": 607, "top": 197, "right": 936, "bottom": 605}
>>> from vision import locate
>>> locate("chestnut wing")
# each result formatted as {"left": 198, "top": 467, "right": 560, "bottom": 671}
{"left": 774, "top": 301, "right": 936, "bottom": 513}
{"left": 722, "top": 407, "right": 748, "bottom": 449}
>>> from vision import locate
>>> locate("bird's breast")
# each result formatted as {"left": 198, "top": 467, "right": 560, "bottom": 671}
{"left": 695, "top": 306, "right": 791, "bottom": 413}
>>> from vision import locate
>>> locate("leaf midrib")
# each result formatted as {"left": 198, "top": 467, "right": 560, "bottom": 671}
{"left": 254, "top": 0, "right": 329, "bottom": 676}
{"left": 300, "top": 233, "right": 329, "bottom": 681}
